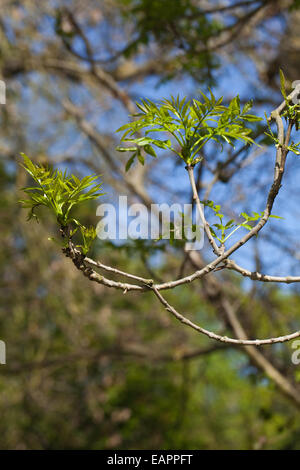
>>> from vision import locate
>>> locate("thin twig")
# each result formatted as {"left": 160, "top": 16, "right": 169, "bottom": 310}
{"left": 151, "top": 286, "right": 300, "bottom": 346}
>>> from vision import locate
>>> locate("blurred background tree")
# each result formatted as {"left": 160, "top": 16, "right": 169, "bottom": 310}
{"left": 0, "top": 0, "right": 300, "bottom": 449}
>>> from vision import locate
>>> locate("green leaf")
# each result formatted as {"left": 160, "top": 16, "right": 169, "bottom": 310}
{"left": 116, "top": 146, "right": 138, "bottom": 152}
{"left": 137, "top": 151, "right": 145, "bottom": 165}
{"left": 144, "top": 144, "right": 157, "bottom": 157}
{"left": 240, "top": 114, "right": 262, "bottom": 122}
{"left": 125, "top": 154, "right": 136, "bottom": 172}
{"left": 209, "top": 227, "right": 217, "bottom": 238}
{"left": 279, "top": 69, "right": 287, "bottom": 99}
{"left": 242, "top": 223, "right": 252, "bottom": 231}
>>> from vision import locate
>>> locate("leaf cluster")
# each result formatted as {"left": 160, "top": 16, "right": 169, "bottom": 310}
{"left": 117, "top": 92, "right": 261, "bottom": 170}
{"left": 278, "top": 69, "right": 300, "bottom": 133}
{"left": 19, "top": 153, "right": 103, "bottom": 254}
{"left": 202, "top": 201, "right": 282, "bottom": 244}
{"left": 265, "top": 114, "right": 300, "bottom": 155}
